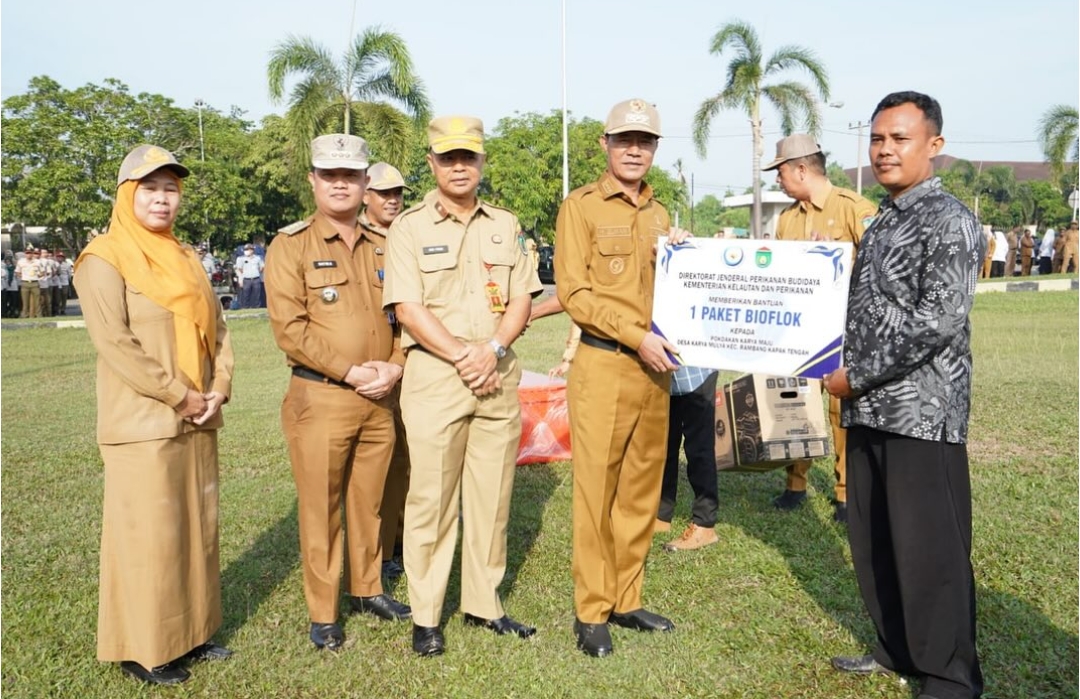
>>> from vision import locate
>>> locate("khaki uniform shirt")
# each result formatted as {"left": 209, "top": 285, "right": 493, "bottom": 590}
{"left": 775, "top": 182, "right": 877, "bottom": 261}
{"left": 74, "top": 255, "right": 234, "bottom": 445}
{"left": 16, "top": 256, "right": 40, "bottom": 282}
{"left": 554, "top": 171, "right": 671, "bottom": 349}
{"left": 265, "top": 212, "right": 402, "bottom": 381}
{"left": 383, "top": 190, "right": 542, "bottom": 348}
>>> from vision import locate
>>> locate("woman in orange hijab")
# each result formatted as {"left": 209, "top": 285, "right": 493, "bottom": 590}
{"left": 73, "top": 145, "right": 235, "bottom": 686}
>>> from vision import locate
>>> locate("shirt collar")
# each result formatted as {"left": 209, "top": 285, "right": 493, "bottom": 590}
{"left": 801, "top": 181, "right": 834, "bottom": 212}
{"left": 358, "top": 211, "right": 389, "bottom": 242}
{"left": 884, "top": 176, "right": 940, "bottom": 212}
{"left": 597, "top": 171, "right": 654, "bottom": 206}
{"left": 422, "top": 189, "right": 493, "bottom": 224}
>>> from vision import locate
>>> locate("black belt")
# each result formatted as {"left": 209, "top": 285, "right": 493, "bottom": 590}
{"left": 580, "top": 333, "right": 636, "bottom": 355}
{"left": 291, "top": 365, "right": 351, "bottom": 389}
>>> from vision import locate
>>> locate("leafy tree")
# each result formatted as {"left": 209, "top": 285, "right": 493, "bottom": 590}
{"left": 692, "top": 19, "right": 829, "bottom": 238}
{"left": 2, "top": 77, "right": 197, "bottom": 250}
{"left": 1037, "top": 104, "right": 1079, "bottom": 188}
{"left": 267, "top": 28, "right": 431, "bottom": 189}
{"left": 826, "top": 161, "right": 853, "bottom": 189}
{"left": 242, "top": 115, "right": 307, "bottom": 237}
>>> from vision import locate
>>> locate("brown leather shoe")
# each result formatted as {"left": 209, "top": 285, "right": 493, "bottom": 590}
{"left": 663, "top": 523, "right": 718, "bottom": 552}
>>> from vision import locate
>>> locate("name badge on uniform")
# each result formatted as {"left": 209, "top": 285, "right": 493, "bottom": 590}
{"left": 321, "top": 287, "right": 339, "bottom": 304}
{"left": 423, "top": 245, "right": 449, "bottom": 255}
{"left": 485, "top": 281, "right": 506, "bottom": 313}
{"left": 313, "top": 260, "right": 337, "bottom": 269}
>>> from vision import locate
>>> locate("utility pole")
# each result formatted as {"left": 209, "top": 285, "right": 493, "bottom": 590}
{"left": 560, "top": 0, "right": 569, "bottom": 201}
{"left": 195, "top": 99, "right": 206, "bottom": 162}
{"left": 848, "top": 120, "right": 867, "bottom": 194}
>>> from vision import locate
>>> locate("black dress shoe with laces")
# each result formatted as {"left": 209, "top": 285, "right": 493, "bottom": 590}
{"left": 382, "top": 558, "right": 405, "bottom": 580}
{"left": 609, "top": 608, "right": 675, "bottom": 632}
{"left": 463, "top": 613, "right": 536, "bottom": 638}
{"left": 831, "top": 654, "right": 893, "bottom": 675}
{"left": 120, "top": 660, "right": 191, "bottom": 685}
{"left": 349, "top": 593, "right": 412, "bottom": 621}
{"left": 573, "top": 619, "right": 613, "bottom": 657}
{"left": 183, "top": 642, "right": 234, "bottom": 662}
{"left": 412, "top": 624, "right": 445, "bottom": 657}
{"left": 310, "top": 622, "right": 344, "bottom": 651}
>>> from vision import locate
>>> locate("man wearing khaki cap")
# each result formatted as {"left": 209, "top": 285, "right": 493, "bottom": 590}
{"left": 359, "top": 162, "right": 412, "bottom": 582}
{"left": 265, "top": 133, "right": 411, "bottom": 653}
{"left": 763, "top": 133, "right": 877, "bottom": 523}
{"left": 384, "top": 116, "right": 543, "bottom": 657}
{"left": 555, "top": 98, "right": 690, "bottom": 658}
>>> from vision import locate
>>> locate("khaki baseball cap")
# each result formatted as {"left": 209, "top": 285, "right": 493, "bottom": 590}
{"left": 117, "top": 145, "right": 190, "bottom": 186}
{"left": 311, "top": 134, "right": 369, "bottom": 170}
{"left": 367, "top": 162, "right": 411, "bottom": 191}
{"left": 762, "top": 134, "right": 822, "bottom": 171}
{"left": 604, "top": 99, "right": 662, "bottom": 137}
{"left": 428, "top": 116, "right": 485, "bottom": 154}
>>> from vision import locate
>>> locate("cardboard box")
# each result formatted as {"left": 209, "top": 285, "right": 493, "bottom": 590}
{"left": 714, "top": 388, "right": 736, "bottom": 470}
{"left": 718, "top": 374, "right": 830, "bottom": 472}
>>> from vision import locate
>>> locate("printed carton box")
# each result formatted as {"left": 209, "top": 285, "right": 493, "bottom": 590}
{"left": 718, "top": 374, "right": 830, "bottom": 472}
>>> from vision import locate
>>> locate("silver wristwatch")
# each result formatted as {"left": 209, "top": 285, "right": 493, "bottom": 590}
{"left": 489, "top": 339, "right": 507, "bottom": 359}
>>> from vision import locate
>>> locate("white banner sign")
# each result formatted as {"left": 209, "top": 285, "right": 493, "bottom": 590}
{"left": 652, "top": 237, "right": 852, "bottom": 378}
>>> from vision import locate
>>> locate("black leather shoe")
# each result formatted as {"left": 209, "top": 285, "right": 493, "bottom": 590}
{"left": 573, "top": 619, "right": 613, "bottom": 657}
{"left": 183, "top": 641, "right": 234, "bottom": 662}
{"left": 382, "top": 558, "right": 405, "bottom": 580}
{"left": 773, "top": 489, "right": 807, "bottom": 511}
{"left": 309, "top": 622, "right": 344, "bottom": 651}
{"left": 412, "top": 624, "right": 445, "bottom": 657}
{"left": 463, "top": 613, "right": 536, "bottom": 638}
{"left": 831, "top": 654, "right": 893, "bottom": 675}
{"left": 119, "top": 660, "right": 191, "bottom": 685}
{"left": 609, "top": 608, "right": 675, "bottom": 632}
{"left": 833, "top": 501, "right": 848, "bottom": 523}
{"left": 350, "top": 593, "right": 412, "bottom": 621}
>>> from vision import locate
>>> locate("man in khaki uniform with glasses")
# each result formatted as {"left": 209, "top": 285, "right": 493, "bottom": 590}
{"left": 555, "top": 99, "right": 689, "bottom": 658}
{"left": 265, "top": 134, "right": 412, "bottom": 653}
{"left": 764, "top": 133, "right": 877, "bottom": 523}
{"left": 384, "top": 116, "right": 542, "bottom": 658}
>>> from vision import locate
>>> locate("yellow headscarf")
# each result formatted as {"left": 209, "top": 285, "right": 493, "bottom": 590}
{"left": 76, "top": 177, "right": 217, "bottom": 391}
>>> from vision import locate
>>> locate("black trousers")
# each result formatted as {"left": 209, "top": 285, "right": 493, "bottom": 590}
{"left": 847, "top": 426, "right": 983, "bottom": 699}
{"left": 657, "top": 372, "right": 719, "bottom": 528}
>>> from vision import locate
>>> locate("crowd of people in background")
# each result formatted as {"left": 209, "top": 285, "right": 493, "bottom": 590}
{"left": 2, "top": 246, "right": 75, "bottom": 318}
{"left": 980, "top": 221, "right": 1078, "bottom": 278}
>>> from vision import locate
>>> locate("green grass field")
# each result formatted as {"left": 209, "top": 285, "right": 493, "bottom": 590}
{"left": 2, "top": 291, "right": 1076, "bottom": 698}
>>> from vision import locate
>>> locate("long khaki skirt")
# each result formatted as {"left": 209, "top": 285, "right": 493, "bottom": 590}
{"left": 96, "top": 430, "right": 221, "bottom": 668}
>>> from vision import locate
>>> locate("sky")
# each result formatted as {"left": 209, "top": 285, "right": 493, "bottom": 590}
{"left": 3, "top": 0, "right": 1078, "bottom": 202}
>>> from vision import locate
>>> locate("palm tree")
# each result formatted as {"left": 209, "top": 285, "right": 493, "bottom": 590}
{"left": 267, "top": 27, "right": 431, "bottom": 177}
{"left": 692, "top": 19, "right": 829, "bottom": 237}
{"left": 1037, "top": 104, "right": 1079, "bottom": 190}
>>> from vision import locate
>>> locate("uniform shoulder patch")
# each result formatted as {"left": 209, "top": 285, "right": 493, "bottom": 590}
{"left": 278, "top": 219, "right": 311, "bottom": 236}
{"left": 397, "top": 202, "right": 428, "bottom": 220}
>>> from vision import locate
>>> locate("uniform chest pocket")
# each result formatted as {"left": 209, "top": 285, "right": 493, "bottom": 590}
{"left": 306, "top": 269, "right": 350, "bottom": 311}
{"left": 595, "top": 226, "right": 634, "bottom": 284}
{"left": 480, "top": 238, "right": 517, "bottom": 303}
{"left": 125, "top": 285, "right": 171, "bottom": 324}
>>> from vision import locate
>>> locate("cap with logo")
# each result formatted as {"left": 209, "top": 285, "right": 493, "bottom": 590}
{"left": 244, "top": 243, "right": 254, "bottom": 250}
{"left": 311, "top": 134, "right": 369, "bottom": 170}
{"left": 604, "top": 99, "right": 662, "bottom": 137}
{"left": 428, "top": 116, "right": 485, "bottom": 154}
{"left": 117, "top": 145, "right": 190, "bottom": 186}
{"left": 367, "top": 162, "right": 411, "bottom": 191}
{"left": 762, "top": 134, "right": 822, "bottom": 171}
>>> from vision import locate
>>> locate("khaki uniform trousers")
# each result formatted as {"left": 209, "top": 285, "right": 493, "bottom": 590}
{"left": 281, "top": 375, "right": 394, "bottom": 623}
{"left": 1061, "top": 244, "right": 1078, "bottom": 274}
{"left": 1021, "top": 253, "right": 1033, "bottom": 276}
{"left": 19, "top": 280, "right": 39, "bottom": 318}
{"left": 379, "top": 398, "right": 410, "bottom": 560}
{"left": 401, "top": 349, "right": 522, "bottom": 627}
{"left": 786, "top": 393, "right": 847, "bottom": 502}
{"left": 568, "top": 343, "right": 670, "bottom": 623}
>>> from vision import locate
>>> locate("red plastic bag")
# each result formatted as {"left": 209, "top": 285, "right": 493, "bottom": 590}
{"left": 516, "top": 371, "right": 572, "bottom": 465}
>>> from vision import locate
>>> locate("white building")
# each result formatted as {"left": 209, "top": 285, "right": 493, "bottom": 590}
{"left": 721, "top": 191, "right": 795, "bottom": 239}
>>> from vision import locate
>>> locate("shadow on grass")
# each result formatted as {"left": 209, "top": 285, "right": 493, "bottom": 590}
{"left": 217, "top": 503, "right": 300, "bottom": 646}
{"left": 439, "top": 463, "right": 561, "bottom": 623}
